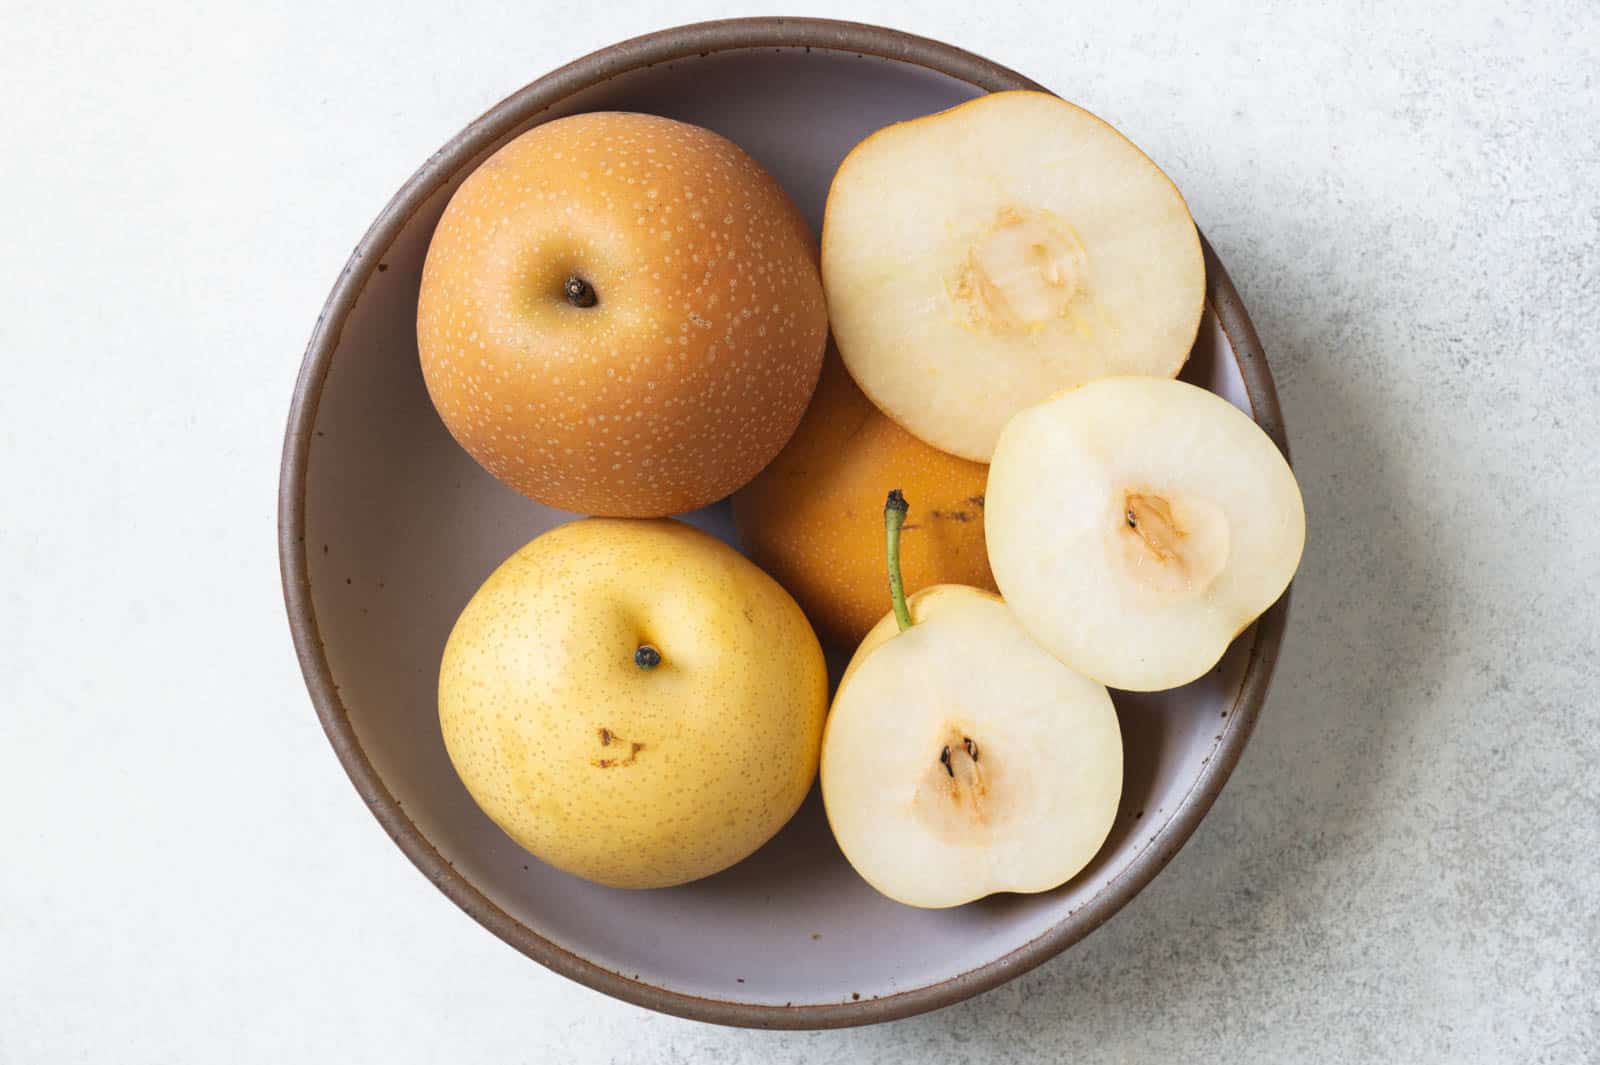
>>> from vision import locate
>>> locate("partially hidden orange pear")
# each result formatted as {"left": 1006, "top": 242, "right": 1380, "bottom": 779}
{"left": 732, "top": 350, "right": 996, "bottom": 648}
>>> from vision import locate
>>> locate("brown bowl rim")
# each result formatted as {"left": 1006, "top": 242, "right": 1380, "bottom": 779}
{"left": 277, "top": 16, "right": 1291, "bottom": 1030}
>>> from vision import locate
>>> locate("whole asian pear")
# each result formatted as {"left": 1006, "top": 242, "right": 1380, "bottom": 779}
{"left": 418, "top": 112, "right": 828, "bottom": 516}
{"left": 438, "top": 518, "right": 829, "bottom": 889}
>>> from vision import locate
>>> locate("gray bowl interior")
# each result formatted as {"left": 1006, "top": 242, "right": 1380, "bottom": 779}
{"left": 301, "top": 48, "right": 1257, "bottom": 1007}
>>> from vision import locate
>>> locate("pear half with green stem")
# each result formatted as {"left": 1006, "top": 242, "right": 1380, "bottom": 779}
{"left": 986, "top": 376, "right": 1306, "bottom": 692}
{"left": 821, "top": 492, "right": 1123, "bottom": 908}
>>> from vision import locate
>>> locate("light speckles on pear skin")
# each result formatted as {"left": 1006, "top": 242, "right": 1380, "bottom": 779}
{"left": 418, "top": 112, "right": 827, "bottom": 517}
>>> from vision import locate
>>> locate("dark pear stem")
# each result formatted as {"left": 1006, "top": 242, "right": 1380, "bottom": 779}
{"left": 634, "top": 644, "right": 662, "bottom": 670}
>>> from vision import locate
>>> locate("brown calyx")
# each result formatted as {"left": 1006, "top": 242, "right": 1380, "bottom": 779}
{"left": 564, "top": 275, "right": 598, "bottom": 308}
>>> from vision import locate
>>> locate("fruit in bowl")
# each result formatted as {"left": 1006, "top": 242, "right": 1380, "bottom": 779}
{"left": 437, "top": 518, "right": 828, "bottom": 889}
{"left": 417, "top": 111, "right": 828, "bottom": 517}
{"left": 416, "top": 97, "right": 1300, "bottom": 906}
{"left": 284, "top": 28, "right": 1318, "bottom": 1025}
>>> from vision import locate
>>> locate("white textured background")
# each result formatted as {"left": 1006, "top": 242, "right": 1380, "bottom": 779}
{"left": 3, "top": 2, "right": 1597, "bottom": 1061}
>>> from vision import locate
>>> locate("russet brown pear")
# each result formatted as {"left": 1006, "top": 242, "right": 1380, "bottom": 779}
{"left": 419, "top": 111, "right": 828, "bottom": 516}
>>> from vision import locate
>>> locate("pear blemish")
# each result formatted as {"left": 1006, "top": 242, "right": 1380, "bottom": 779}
{"left": 593, "top": 727, "right": 644, "bottom": 769}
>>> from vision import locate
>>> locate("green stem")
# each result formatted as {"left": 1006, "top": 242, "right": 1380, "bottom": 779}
{"left": 885, "top": 489, "right": 912, "bottom": 633}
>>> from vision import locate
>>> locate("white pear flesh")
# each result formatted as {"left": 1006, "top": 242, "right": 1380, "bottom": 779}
{"left": 986, "top": 377, "right": 1306, "bottom": 692}
{"left": 821, "top": 90, "right": 1204, "bottom": 461}
{"left": 821, "top": 586, "right": 1123, "bottom": 909}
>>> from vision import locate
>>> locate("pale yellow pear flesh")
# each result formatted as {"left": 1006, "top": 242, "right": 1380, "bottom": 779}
{"left": 822, "top": 586, "right": 1123, "bottom": 909}
{"left": 438, "top": 519, "right": 829, "bottom": 889}
{"left": 821, "top": 90, "right": 1205, "bottom": 461}
{"left": 986, "top": 377, "right": 1306, "bottom": 692}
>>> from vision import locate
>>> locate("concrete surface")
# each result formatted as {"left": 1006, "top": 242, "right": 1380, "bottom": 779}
{"left": 1, "top": 1, "right": 1595, "bottom": 1061}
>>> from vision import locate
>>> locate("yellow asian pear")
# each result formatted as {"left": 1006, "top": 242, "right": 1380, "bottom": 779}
{"left": 438, "top": 518, "right": 829, "bottom": 888}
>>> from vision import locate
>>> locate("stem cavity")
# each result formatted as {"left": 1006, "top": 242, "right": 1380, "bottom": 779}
{"left": 564, "top": 276, "right": 598, "bottom": 308}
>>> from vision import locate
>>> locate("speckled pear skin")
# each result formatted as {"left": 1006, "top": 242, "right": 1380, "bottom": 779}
{"left": 733, "top": 349, "right": 996, "bottom": 648}
{"left": 417, "top": 111, "right": 827, "bottom": 517}
{"left": 438, "top": 518, "right": 829, "bottom": 889}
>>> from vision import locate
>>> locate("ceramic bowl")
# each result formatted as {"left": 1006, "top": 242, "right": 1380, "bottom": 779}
{"left": 279, "top": 17, "right": 1291, "bottom": 1029}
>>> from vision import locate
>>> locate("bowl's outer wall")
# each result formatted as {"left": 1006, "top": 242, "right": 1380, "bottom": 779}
{"left": 280, "top": 18, "right": 1290, "bottom": 1030}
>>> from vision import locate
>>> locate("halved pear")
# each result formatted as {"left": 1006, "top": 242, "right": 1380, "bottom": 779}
{"left": 821, "top": 90, "right": 1204, "bottom": 461}
{"left": 986, "top": 377, "right": 1306, "bottom": 692}
{"left": 822, "top": 585, "right": 1123, "bottom": 908}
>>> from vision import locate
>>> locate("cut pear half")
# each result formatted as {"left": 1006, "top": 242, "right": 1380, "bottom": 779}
{"left": 821, "top": 90, "right": 1204, "bottom": 461}
{"left": 822, "top": 586, "right": 1123, "bottom": 909}
{"left": 986, "top": 377, "right": 1306, "bottom": 692}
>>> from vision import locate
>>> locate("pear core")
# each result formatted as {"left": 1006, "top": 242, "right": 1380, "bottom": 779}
{"left": 1116, "top": 488, "right": 1231, "bottom": 603}
{"left": 821, "top": 90, "right": 1204, "bottom": 460}
{"left": 914, "top": 727, "right": 997, "bottom": 844}
{"left": 956, "top": 207, "right": 1089, "bottom": 334}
